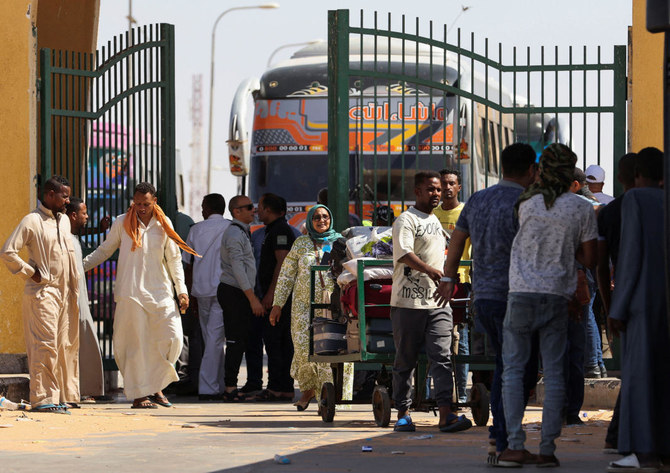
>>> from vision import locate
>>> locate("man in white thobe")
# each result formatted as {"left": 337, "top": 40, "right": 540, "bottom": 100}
{"left": 83, "top": 182, "right": 190, "bottom": 408}
{"left": 65, "top": 197, "right": 105, "bottom": 400}
{"left": 183, "top": 193, "right": 230, "bottom": 400}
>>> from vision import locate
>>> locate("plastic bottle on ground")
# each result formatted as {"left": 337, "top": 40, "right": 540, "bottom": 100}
{"left": 273, "top": 455, "right": 290, "bottom": 464}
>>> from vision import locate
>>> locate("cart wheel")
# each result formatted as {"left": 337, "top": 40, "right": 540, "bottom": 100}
{"left": 469, "top": 382, "right": 490, "bottom": 426}
{"left": 372, "top": 385, "right": 391, "bottom": 427}
{"left": 320, "top": 382, "right": 336, "bottom": 423}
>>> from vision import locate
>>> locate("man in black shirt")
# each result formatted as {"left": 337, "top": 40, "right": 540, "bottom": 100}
{"left": 255, "top": 193, "right": 297, "bottom": 401}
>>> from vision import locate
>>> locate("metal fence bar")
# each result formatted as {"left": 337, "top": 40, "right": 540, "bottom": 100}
{"left": 327, "top": 9, "right": 351, "bottom": 232}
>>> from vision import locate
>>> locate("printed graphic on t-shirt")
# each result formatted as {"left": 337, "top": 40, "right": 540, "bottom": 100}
{"left": 391, "top": 208, "right": 446, "bottom": 309}
{"left": 397, "top": 266, "right": 434, "bottom": 301}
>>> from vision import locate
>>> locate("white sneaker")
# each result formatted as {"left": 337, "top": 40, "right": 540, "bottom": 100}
{"left": 607, "top": 453, "right": 660, "bottom": 473}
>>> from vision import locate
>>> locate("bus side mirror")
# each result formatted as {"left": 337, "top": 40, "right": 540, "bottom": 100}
{"left": 227, "top": 135, "right": 249, "bottom": 177}
{"left": 228, "top": 78, "right": 259, "bottom": 177}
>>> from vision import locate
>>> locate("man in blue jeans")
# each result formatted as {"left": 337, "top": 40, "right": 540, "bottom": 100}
{"left": 503, "top": 144, "right": 597, "bottom": 467}
{"left": 436, "top": 143, "right": 539, "bottom": 463}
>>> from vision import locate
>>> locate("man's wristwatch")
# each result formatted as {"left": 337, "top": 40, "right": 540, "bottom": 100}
{"left": 440, "top": 276, "right": 457, "bottom": 283}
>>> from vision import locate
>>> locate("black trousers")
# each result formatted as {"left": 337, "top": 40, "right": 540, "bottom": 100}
{"left": 263, "top": 299, "right": 294, "bottom": 393}
{"left": 244, "top": 316, "right": 264, "bottom": 391}
{"left": 218, "top": 283, "right": 252, "bottom": 389}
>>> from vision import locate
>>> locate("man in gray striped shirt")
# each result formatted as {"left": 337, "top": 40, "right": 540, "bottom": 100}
{"left": 218, "top": 195, "right": 264, "bottom": 402}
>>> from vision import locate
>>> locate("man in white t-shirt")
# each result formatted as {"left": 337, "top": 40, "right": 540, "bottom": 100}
{"left": 390, "top": 171, "right": 472, "bottom": 434}
{"left": 500, "top": 144, "right": 598, "bottom": 467}
{"left": 183, "top": 194, "right": 231, "bottom": 400}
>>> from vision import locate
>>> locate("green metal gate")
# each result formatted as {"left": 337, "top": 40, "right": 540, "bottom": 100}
{"left": 38, "top": 24, "right": 176, "bottom": 368}
{"left": 327, "top": 9, "right": 626, "bottom": 229}
{"left": 327, "top": 9, "right": 626, "bottom": 371}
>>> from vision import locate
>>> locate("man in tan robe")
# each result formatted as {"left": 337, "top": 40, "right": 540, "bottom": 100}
{"left": 83, "top": 182, "right": 192, "bottom": 409}
{"left": 0, "top": 176, "right": 80, "bottom": 413}
{"left": 65, "top": 197, "right": 105, "bottom": 400}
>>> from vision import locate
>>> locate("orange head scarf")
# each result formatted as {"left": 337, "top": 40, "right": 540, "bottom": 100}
{"left": 123, "top": 202, "right": 200, "bottom": 257}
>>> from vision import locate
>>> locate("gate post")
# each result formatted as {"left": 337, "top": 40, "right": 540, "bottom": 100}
{"left": 613, "top": 45, "right": 627, "bottom": 197}
{"left": 39, "top": 48, "right": 52, "bottom": 186}
{"left": 328, "top": 9, "right": 350, "bottom": 232}
{"left": 160, "top": 24, "right": 177, "bottom": 222}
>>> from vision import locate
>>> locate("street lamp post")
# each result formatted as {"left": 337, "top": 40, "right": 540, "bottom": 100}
{"left": 266, "top": 39, "right": 325, "bottom": 68}
{"left": 206, "top": 3, "right": 279, "bottom": 193}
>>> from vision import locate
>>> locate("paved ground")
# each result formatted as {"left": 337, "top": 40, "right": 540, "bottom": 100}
{"left": 0, "top": 394, "right": 616, "bottom": 473}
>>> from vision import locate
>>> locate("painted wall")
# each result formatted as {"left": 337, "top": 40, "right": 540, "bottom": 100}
{"left": 630, "top": 0, "right": 664, "bottom": 152}
{"left": 0, "top": 0, "right": 99, "bottom": 354}
{"left": 0, "top": 1, "right": 39, "bottom": 354}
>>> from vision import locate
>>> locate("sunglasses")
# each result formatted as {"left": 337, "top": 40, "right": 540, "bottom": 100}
{"left": 312, "top": 214, "right": 331, "bottom": 221}
{"left": 234, "top": 203, "right": 254, "bottom": 211}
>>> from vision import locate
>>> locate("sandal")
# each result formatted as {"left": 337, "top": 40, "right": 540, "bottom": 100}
{"left": 64, "top": 402, "right": 80, "bottom": 409}
{"left": 149, "top": 393, "right": 172, "bottom": 408}
{"left": 32, "top": 403, "right": 70, "bottom": 415}
{"left": 439, "top": 413, "right": 472, "bottom": 433}
{"left": 131, "top": 397, "right": 158, "bottom": 409}
{"left": 222, "top": 389, "right": 247, "bottom": 403}
{"left": 294, "top": 395, "right": 314, "bottom": 411}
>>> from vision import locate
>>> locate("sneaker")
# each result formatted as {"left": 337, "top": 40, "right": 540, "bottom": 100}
{"left": 537, "top": 454, "right": 560, "bottom": 467}
{"left": 608, "top": 453, "right": 660, "bottom": 472}
{"left": 599, "top": 365, "right": 608, "bottom": 378}
{"left": 393, "top": 414, "right": 416, "bottom": 432}
{"left": 495, "top": 448, "right": 539, "bottom": 467}
{"left": 584, "top": 365, "right": 601, "bottom": 379}
{"left": 565, "top": 415, "right": 585, "bottom": 426}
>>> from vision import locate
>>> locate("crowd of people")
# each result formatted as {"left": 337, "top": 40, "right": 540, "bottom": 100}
{"left": 1, "top": 142, "right": 668, "bottom": 470}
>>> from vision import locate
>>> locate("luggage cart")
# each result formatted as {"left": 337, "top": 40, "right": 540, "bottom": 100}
{"left": 308, "top": 259, "right": 493, "bottom": 427}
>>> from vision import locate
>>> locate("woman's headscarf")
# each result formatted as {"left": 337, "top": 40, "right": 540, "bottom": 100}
{"left": 124, "top": 202, "right": 200, "bottom": 257}
{"left": 306, "top": 204, "right": 342, "bottom": 243}
{"left": 516, "top": 143, "right": 577, "bottom": 213}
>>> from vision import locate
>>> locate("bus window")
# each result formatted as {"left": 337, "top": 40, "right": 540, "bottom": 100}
{"left": 479, "top": 117, "right": 488, "bottom": 174}
{"left": 505, "top": 126, "right": 513, "bottom": 148}
{"left": 489, "top": 121, "right": 498, "bottom": 175}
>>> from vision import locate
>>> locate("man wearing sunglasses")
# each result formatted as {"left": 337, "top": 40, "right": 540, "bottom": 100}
{"left": 218, "top": 195, "right": 264, "bottom": 402}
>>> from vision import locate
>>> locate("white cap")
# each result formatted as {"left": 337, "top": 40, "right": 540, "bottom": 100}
{"left": 585, "top": 164, "right": 605, "bottom": 183}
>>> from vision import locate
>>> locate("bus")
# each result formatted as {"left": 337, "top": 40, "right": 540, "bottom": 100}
{"left": 228, "top": 38, "right": 566, "bottom": 229}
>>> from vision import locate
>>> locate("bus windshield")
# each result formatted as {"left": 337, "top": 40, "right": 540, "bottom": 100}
{"left": 249, "top": 152, "right": 456, "bottom": 204}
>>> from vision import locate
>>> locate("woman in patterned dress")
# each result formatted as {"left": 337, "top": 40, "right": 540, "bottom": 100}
{"left": 269, "top": 205, "right": 353, "bottom": 411}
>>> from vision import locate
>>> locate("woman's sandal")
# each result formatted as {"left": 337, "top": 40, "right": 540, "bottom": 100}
{"left": 222, "top": 389, "right": 247, "bottom": 403}
{"left": 32, "top": 404, "right": 70, "bottom": 414}
{"left": 149, "top": 393, "right": 172, "bottom": 408}
{"left": 131, "top": 397, "right": 158, "bottom": 409}
{"left": 294, "top": 396, "right": 314, "bottom": 411}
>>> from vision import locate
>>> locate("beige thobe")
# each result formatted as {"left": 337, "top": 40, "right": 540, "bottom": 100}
{"left": 83, "top": 213, "right": 186, "bottom": 400}
{"left": 0, "top": 203, "right": 80, "bottom": 407}
{"left": 71, "top": 234, "right": 105, "bottom": 397}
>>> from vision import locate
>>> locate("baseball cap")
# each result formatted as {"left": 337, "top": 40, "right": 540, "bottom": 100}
{"left": 585, "top": 164, "right": 605, "bottom": 183}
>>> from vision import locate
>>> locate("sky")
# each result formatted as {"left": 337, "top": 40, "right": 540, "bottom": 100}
{"left": 97, "top": 0, "right": 633, "bottom": 220}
